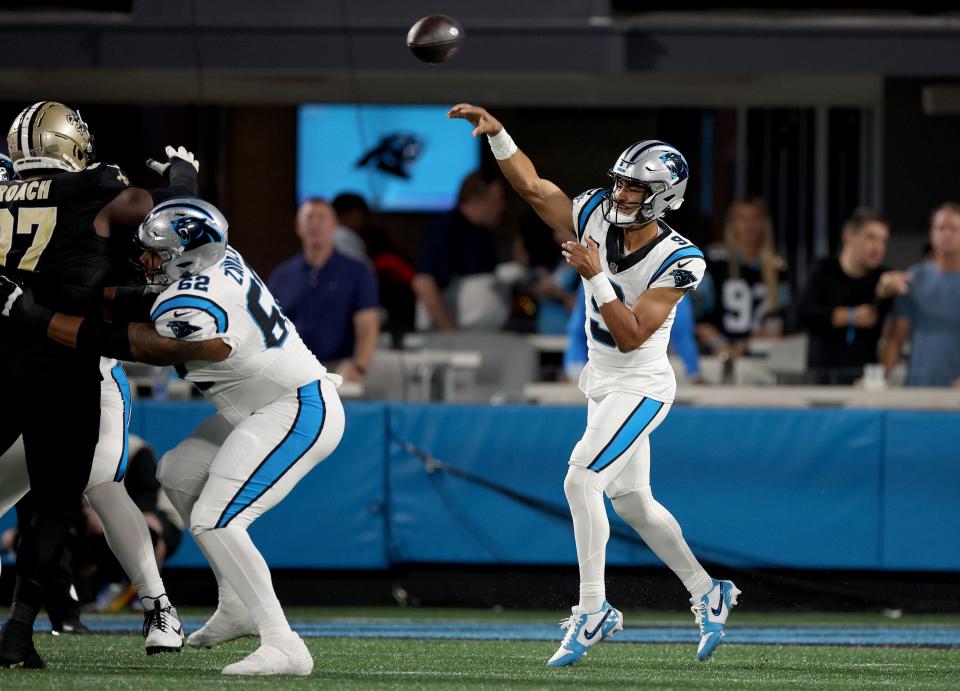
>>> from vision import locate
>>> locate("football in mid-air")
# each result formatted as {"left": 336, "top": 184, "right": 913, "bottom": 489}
{"left": 406, "top": 15, "right": 464, "bottom": 64}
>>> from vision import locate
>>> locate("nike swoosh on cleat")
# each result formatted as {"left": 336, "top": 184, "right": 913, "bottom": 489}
{"left": 711, "top": 583, "right": 725, "bottom": 617}
{"left": 582, "top": 609, "right": 613, "bottom": 640}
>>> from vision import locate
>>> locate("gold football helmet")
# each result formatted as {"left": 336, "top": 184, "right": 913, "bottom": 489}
{"left": 7, "top": 101, "right": 95, "bottom": 174}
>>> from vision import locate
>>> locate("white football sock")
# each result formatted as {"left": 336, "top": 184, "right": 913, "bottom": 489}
{"left": 164, "top": 486, "right": 245, "bottom": 609}
{"left": 85, "top": 481, "right": 166, "bottom": 599}
{"left": 611, "top": 487, "right": 712, "bottom": 599}
{"left": 194, "top": 525, "right": 291, "bottom": 646}
{"left": 564, "top": 466, "right": 609, "bottom": 612}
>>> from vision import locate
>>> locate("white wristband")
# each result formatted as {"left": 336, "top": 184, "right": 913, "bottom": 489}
{"left": 589, "top": 273, "right": 617, "bottom": 307}
{"left": 487, "top": 128, "right": 518, "bottom": 160}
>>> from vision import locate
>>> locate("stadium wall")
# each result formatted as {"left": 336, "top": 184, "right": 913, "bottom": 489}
{"left": 95, "top": 402, "right": 960, "bottom": 573}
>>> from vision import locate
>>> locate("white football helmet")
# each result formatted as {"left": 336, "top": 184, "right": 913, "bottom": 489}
{"left": 137, "top": 198, "right": 228, "bottom": 284}
{"left": 603, "top": 140, "right": 689, "bottom": 227}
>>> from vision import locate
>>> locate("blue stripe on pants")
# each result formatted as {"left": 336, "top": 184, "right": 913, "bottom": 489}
{"left": 587, "top": 397, "right": 664, "bottom": 472}
{"left": 215, "top": 381, "right": 326, "bottom": 529}
{"left": 111, "top": 363, "right": 132, "bottom": 482}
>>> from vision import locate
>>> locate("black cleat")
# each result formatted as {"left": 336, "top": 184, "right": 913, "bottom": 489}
{"left": 0, "top": 620, "right": 46, "bottom": 669}
{"left": 51, "top": 616, "right": 90, "bottom": 636}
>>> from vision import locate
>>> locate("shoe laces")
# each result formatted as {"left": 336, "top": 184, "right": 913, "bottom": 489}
{"left": 690, "top": 601, "right": 707, "bottom": 633}
{"left": 142, "top": 601, "right": 174, "bottom": 636}
{"left": 557, "top": 610, "right": 582, "bottom": 648}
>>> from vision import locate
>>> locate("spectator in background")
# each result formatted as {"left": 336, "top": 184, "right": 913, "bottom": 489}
{"left": 882, "top": 203, "right": 960, "bottom": 387}
{"left": 269, "top": 198, "right": 380, "bottom": 382}
{"left": 695, "top": 198, "right": 790, "bottom": 357}
{"left": 331, "top": 193, "right": 370, "bottom": 262}
{"left": 412, "top": 171, "right": 508, "bottom": 331}
{"left": 800, "top": 209, "right": 911, "bottom": 385}
{"left": 334, "top": 193, "right": 417, "bottom": 345}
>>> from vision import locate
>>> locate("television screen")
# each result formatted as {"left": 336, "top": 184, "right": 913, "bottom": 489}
{"left": 297, "top": 104, "right": 480, "bottom": 212}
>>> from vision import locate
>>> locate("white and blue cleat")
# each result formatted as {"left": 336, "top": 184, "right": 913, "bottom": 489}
{"left": 547, "top": 601, "right": 623, "bottom": 667}
{"left": 691, "top": 578, "right": 741, "bottom": 661}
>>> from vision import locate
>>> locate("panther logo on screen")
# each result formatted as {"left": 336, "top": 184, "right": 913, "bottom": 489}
{"left": 355, "top": 133, "right": 424, "bottom": 179}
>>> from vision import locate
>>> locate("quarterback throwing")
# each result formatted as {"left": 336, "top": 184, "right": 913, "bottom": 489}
{"left": 449, "top": 104, "right": 740, "bottom": 666}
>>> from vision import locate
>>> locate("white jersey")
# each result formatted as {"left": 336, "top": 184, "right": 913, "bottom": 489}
{"left": 150, "top": 245, "right": 329, "bottom": 425}
{"left": 572, "top": 188, "right": 706, "bottom": 403}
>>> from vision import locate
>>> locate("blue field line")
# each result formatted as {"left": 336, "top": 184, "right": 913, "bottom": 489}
{"left": 43, "top": 618, "right": 960, "bottom": 648}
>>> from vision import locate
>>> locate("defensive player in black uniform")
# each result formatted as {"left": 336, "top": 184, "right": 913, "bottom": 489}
{"left": 0, "top": 101, "right": 197, "bottom": 668}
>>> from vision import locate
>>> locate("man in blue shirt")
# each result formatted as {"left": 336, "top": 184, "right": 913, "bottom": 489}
{"left": 882, "top": 203, "right": 960, "bottom": 387}
{"left": 269, "top": 198, "right": 380, "bottom": 382}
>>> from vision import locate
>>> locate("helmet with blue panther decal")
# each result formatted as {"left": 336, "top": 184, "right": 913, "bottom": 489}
{"left": 137, "top": 197, "right": 228, "bottom": 284}
{"left": 603, "top": 140, "right": 688, "bottom": 227}
{"left": 0, "top": 153, "right": 15, "bottom": 181}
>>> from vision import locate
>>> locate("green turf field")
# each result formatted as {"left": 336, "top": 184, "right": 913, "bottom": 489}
{"left": 0, "top": 608, "right": 957, "bottom": 689}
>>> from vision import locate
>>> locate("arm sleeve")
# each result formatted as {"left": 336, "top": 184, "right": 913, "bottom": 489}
{"left": 648, "top": 254, "right": 707, "bottom": 291}
{"left": 150, "top": 159, "right": 199, "bottom": 205}
{"left": 150, "top": 294, "right": 239, "bottom": 350}
{"left": 669, "top": 293, "right": 700, "bottom": 377}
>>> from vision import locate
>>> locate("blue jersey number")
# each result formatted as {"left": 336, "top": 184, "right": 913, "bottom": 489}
{"left": 246, "top": 274, "right": 289, "bottom": 349}
{"left": 589, "top": 277, "right": 625, "bottom": 348}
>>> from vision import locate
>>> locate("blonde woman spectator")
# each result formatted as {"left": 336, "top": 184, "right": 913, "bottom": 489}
{"left": 695, "top": 198, "right": 790, "bottom": 356}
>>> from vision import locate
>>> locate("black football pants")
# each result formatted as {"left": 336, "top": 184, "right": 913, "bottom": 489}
{"left": 0, "top": 376, "right": 100, "bottom": 624}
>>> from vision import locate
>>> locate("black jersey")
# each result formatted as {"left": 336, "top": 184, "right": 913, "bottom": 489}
{"left": 703, "top": 245, "right": 790, "bottom": 340}
{"left": 0, "top": 162, "right": 129, "bottom": 379}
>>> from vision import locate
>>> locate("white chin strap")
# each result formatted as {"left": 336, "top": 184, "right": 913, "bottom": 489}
{"left": 603, "top": 197, "right": 650, "bottom": 228}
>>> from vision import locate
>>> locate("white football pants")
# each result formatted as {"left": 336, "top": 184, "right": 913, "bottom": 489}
{"left": 566, "top": 391, "right": 712, "bottom": 610}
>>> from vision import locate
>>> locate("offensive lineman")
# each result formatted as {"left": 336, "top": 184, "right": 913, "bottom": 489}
{"left": 0, "top": 197, "right": 345, "bottom": 676}
{"left": 449, "top": 104, "right": 740, "bottom": 665}
{"left": 0, "top": 101, "right": 195, "bottom": 667}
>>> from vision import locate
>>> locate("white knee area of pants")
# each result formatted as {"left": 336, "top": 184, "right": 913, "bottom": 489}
{"left": 563, "top": 464, "right": 607, "bottom": 500}
{"left": 609, "top": 486, "right": 657, "bottom": 528}
{"left": 190, "top": 507, "right": 219, "bottom": 537}
{"left": 610, "top": 486, "right": 712, "bottom": 598}
{"left": 568, "top": 437, "right": 597, "bottom": 469}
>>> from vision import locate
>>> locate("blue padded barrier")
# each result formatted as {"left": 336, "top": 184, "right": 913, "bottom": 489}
{"left": 2, "top": 402, "right": 957, "bottom": 571}
{"left": 386, "top": 406, "right": 885, "bottom": 569}
{"left": 882, "top": 411, "right": 960, "bottom": 571}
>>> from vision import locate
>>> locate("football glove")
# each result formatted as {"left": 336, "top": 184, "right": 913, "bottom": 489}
{"left": 147, "top": 145, "right": 200, "bottom": 176}
{"left": 0, "top": 274, "right": 54, "bottom": 333}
